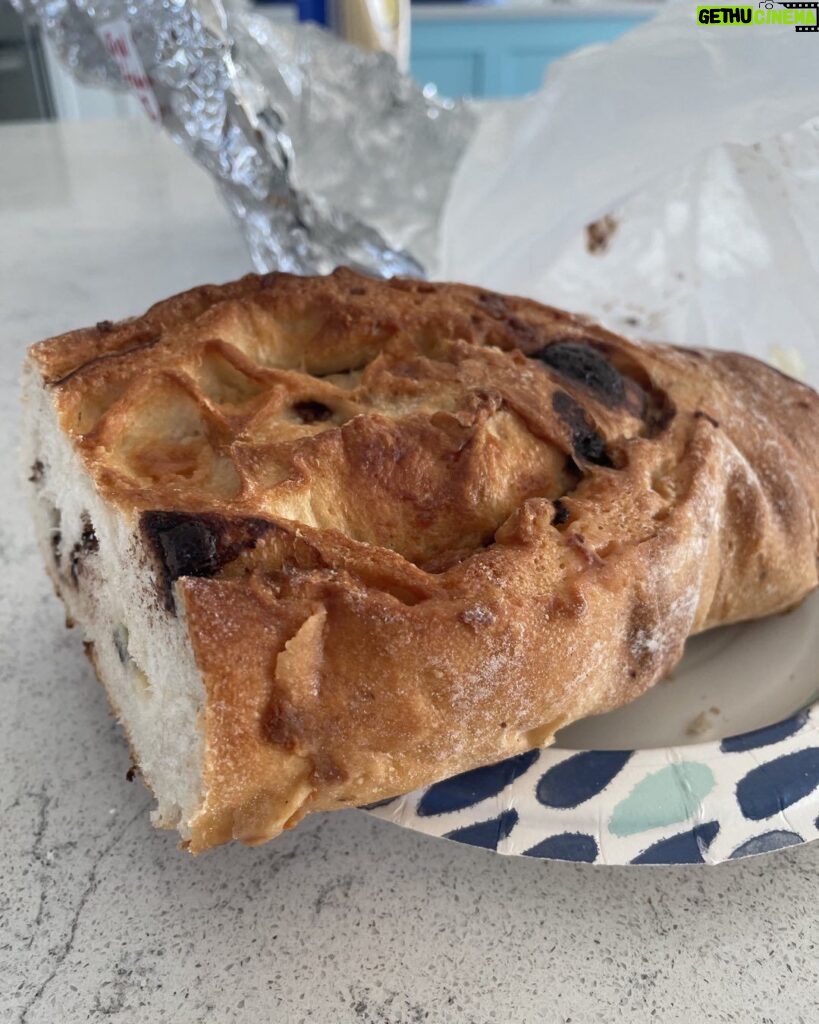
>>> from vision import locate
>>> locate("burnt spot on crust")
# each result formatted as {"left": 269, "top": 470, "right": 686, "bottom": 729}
{"left": 536, "top": 341, "right": 627, "bottom": 408}
{"left": 141, "top": 510, "right": 281, "bottom": 612}
{"left": 694, "top": 410, "right": 720, "bottom": 429}
{"left": 29, "top": 460, "right": 45, "bottom": 485}
{"left": 293, "top": 400, "right": 333, "bottom": 424}
{"left": 126, "top": 765, "right": 139, "bottom": 782}
{"left": 552, "top": 390, "right": 614, "bottom": 469}
{"left": 96, "top": 320, "right": 115, "bottom": 333}
{"left": 69, "top": 513, "right": 98, "bottom": 585}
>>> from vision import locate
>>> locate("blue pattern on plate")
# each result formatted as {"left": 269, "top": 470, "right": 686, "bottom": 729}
{"left": 366, "top": 690, "right": 819, "bottom": 863}
{"left": 736, "top": 748, "right": 819, "bottom": 820}
{"left": 720, "top": 711, "right": 808, "bottom": 754}
{"left": 631, "top": 821, "right": 719, "bottom": 865}
{"left": 417, "top": 749, "right": 540, "bottom": 817}
{"left": 523, "top": 832, "right": 598, "bottom": 862}
{"left": 536, "top": 750, "right": 632, "bottom": 808}
{"left": 729, "top": 830, "right": 803, "bottom": 859}
{"left": 444, "top": 809, "right": 519, "bottom": 850}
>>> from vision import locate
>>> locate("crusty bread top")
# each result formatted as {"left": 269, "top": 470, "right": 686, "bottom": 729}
{"left": 29, "top": 269, "right": 819, "bottom": 851}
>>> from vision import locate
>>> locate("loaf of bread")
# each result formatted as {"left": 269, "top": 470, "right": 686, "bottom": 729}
{"left": 22, "top": 269, "right": 819, "bottom": 852}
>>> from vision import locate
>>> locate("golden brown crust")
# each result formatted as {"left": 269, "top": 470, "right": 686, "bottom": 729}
{"left": 29, "top": 269, "right": 819, "bottom": 851}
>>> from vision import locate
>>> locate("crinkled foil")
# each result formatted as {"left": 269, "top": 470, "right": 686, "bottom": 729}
{"left": 13, "top": 0, "right": 476, "bottom": 277}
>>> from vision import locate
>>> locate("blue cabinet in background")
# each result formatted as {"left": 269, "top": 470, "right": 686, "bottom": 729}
{"left": 410, "top": 9, "right": 652, "bottom": 99}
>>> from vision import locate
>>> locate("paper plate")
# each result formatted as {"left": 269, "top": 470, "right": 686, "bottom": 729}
{"left": 367, "top": 590, "right": 819, "bottom": 865}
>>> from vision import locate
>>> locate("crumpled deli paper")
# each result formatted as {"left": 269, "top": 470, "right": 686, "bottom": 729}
{"left": 440, "top": 2, "right": 819, "bottom": 385}
{"left": 13, "top": 0, "right": 475, "bottom": 278}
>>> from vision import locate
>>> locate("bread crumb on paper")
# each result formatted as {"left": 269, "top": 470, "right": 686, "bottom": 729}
{"left": 686, "top": 707, "right": 721, "bottom": 738}
{"left": 585, "top": 214, "right": 618, "bottom": 255}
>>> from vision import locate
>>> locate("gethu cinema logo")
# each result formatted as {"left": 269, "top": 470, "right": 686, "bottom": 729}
{"left": 697, "top": 3, "right": 818, "bottom": 24}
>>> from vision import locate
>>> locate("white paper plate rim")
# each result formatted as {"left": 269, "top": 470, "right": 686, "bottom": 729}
{"left": 366, "top": 706, "right": 819, "bottom": 866}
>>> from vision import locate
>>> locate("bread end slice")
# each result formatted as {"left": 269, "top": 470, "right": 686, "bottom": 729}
{"left": 22, "top": 358, "right": 206, "bottom": 845}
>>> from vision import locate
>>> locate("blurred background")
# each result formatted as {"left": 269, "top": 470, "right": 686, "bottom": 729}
{"left": 0, "top": 0, "right": 657, "bottom": 121}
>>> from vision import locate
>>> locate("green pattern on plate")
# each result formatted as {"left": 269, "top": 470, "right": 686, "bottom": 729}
{"left": 608, "top": 762, "right": 715, "bottom": 837}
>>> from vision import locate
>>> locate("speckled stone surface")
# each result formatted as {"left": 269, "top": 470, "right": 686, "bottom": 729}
{"left": 2, "top": 120, "right": 819, "bottom": 1024}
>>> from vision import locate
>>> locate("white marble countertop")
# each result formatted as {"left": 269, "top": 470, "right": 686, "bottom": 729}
{"left": 2, "top": 119, "right": 818, "bottom": 1024}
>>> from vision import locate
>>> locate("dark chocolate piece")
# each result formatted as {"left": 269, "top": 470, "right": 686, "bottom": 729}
{"left": 69, "top": 513, "right": 98, "bottom": 585}
{"left": 141, "top": 511, "right": 279, "bottom": 612}
{"left": 551, "top": 500, "right": 571, "bottom": 527}
{"left": 293, "top": 400, "right": 333, "bottom": 424}
{"left": 552, "top": 390, "right": 614, "bottom": 469}
{"left": 51, "top": 530, "right": 62, "bottom": 567}
{"left": 536, "top": 341, "right": 626, "bottom": 408}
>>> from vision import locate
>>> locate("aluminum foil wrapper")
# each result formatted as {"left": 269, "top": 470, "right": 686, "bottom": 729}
{"left": 13, "top": 0, "right": 476, "bottom": 277}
